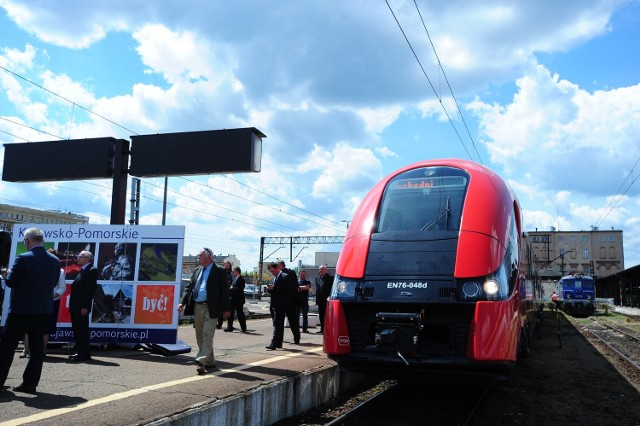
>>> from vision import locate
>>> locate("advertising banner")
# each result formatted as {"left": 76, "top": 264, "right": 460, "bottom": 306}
{"left": 0, "top": 224, "right": 185, "bottom": 344}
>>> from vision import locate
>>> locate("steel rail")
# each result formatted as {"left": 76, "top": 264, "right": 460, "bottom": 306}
{"left": 582, "top": 324, "right": 640, "bottom": 371}
{"left": 590, "top": 318, "right": 640, "bottom": 344}
{"left": 324, "top": 382, "right": 398, "bottom": 426}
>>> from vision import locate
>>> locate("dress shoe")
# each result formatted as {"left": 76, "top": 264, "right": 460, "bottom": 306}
{"left": 12, "top": 384, "right": 37, "bottom": 394}
{"left": 196, "top": 364, "right": 207, "bottom": 375}
{"left": 294, "top": 339, "right": 300, "bottom": 344}
{"left": 316, "top": 330, "right": 324, "bottom": 334}
{"left": 265, "top": 344, "right": 277, "bottom": 350}
{"left": 241, "top": 329, "right": 248, "bottom": 333}
{"left": 69, "top": 354, "right": 91, "bottom": 362}
{"left": 223, "top": 328, "right": 234, "bottom": 332}
{"left": 302, "top": 330, "right": 310, "bottom": 333}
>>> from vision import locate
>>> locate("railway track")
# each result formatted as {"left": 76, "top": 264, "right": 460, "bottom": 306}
{"left": 583, "top": 317, "right": 640, "bottom": 370}
{"left": 323, "top": 381, "right": 492, "bottom": 426}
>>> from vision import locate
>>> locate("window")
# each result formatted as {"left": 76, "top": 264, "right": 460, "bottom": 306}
{"left": 609, "top": 247, "right": 616, "bottom": 259}
{"left": 608, "top": 236, "right": 616, "bottom": 241}
{"left": 582, "top": 266, "right": 590, "bottom": 274}
{"left": 377, "top": 166, "right": 468, "bottom": 233}
{"left": 569, "top": 236, "right": 576, "bottom": 242}
{"left": 582, "top": 249, "right": 589, "bottom": 259}
{"left": 598, "top": 236, "right": 606, "bottom": 242}
{"left": 581, "top": 236, "right": 588, "bottom": 242}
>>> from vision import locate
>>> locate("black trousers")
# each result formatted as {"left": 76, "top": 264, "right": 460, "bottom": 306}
{"left": 286, "top": 307, "right": 301, "bottom": 342}
{"left": 270, "top": 307, "right": 286, "bottom": 347}
{"left": 317, "top": 302, "right": 326, "bottom": 331}
{"left": 227, "top": 304, "right": 247, "bottom": 331}
{"left": 0, "top": 313, "right": 47, "bottom": 388}
{"left": 70, "top": 309, "right": 91, "bottom": 357}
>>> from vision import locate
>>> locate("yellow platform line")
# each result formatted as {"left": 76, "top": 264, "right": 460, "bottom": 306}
{"left": 1, "top": 346, "right": 325, "bottom": 426}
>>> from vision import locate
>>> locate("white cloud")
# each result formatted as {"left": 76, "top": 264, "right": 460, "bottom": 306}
{"left": 308, "top": 143, "right": 382, "bottom": 201}
{"left": 472, "top": 64, "right": 640, "bottom": 197}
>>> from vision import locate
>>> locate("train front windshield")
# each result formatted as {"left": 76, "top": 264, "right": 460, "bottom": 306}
{"left": 377, "top": 166, "right": 469, "bottom": 234}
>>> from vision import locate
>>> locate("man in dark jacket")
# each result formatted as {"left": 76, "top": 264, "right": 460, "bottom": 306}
{"left": 266, "top": 262, "right": 289, "bottom": 350}
{"left": 315, "top": 265, "right": 333, "bottom": 334}
{"left": 278, "top": 260, "right": 300, "bottom": 344}
{"left": 178, "top": 248, "right": 230, "bottom": 374}
{"left": 225, "top": 266, "right": 246, "bottom": 332}
{"left": 69, "top": 250, "right": 98, "bottom": 362}
{"left": 217, "top": 260, "right": 233, "bottom": 330}
{"left": 0, "top": 227, "right": 60, "bottom": 394}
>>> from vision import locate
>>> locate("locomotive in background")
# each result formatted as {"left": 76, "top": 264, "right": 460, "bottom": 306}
{"left": 555, "top": 273, "right": 596, "bottom": 317}
{"left": 323, "top": 159, "right": 543, "bottom": 380}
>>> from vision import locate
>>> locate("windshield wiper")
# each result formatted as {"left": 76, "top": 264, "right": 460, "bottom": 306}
{"left": 420, "top": 197, "right": 450, "bottom": 231}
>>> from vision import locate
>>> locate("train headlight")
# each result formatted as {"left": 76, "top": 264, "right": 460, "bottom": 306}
{"left": 331, "top": 275, "right": 360, "bottom": 300}
{"left": 483, "top": 279, "right": 499, "bottom": 296}
{"left": 462, "top": 281, "right": 481, "bottom": 298}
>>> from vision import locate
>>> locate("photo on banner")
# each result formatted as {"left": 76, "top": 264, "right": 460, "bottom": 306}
{"left": 0, "top": 225, "right": 185, "bottom": 345}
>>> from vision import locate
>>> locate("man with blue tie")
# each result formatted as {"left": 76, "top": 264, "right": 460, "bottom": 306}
{"left": 0, "top": 227, "right": 60, "bottom": 395}
{"left": 178, "top": 248, "right": 230, "bottom": 375}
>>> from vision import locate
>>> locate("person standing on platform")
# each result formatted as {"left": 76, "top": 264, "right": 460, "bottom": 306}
{"left": 178, "top": 248, "right": 230, "bottom": 374}
{"left": 0, "top": 227, "right": 60, "bottom": 395}
{"left": 297, "top": 270, "right": 311, "bottom": 333}
{"left": 266, "top": 262, "right": 289, "bottom": 350}
{"left": 217, "top": 260, "right": 233, "bottom": 330}
{"left": 20, "top": 249, "right": 66, "bottom": 358}
{"left": 315, "top": 265, "right": 333, "bottom": 334}
{"left": 69, "top": 250, "right": 98, "bottom": 362}
{"left": 225, "top": 266, "right": 247, "bottom": 332}
{"left": 278, "top": 260, "right": 300, "bottom": 344}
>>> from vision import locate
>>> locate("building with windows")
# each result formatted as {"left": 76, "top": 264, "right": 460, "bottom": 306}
{"left": 525, "top": 228, "right": 623, "bottom": 280}
{"left": 181, "top": 253, "right": 240, "bottom": 276}
{"left": 0, "top": 203, "right": 89, "bottom": 233}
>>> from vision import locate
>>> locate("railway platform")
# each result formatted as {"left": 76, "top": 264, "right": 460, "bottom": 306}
{"left": 0, "top": 313, "right": 361, "bottom": 426}
{"left": 613, "top": 305, "right": 640, "bottom": 317}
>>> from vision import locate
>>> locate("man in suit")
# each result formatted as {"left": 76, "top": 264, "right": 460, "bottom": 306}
{"left": 315, "top": 265, "right": 333, "bottom": 334}
{"left": 0, "top": 227, "right": 60, "bottom": 395}
{"left": 69, "top": 250, "right": 98, "bottom": 362}
{"left": 178, "top": 248, "right": 230, "bottom": 375}
{"left": 266, "top": 262, "right": 289, "bottom": 350}
{"left": 216, "top": 260, "right": 233, "bottom": 330}
{"left": 278, "top": 260, "right": 300, "bottom": 344}
{"left": 225, "top": 266, "right": 247, "bottom": 332}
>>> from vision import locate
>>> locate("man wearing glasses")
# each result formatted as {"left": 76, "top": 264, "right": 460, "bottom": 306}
{"left": 178, "top": 248, "right": 230, "bottom": 375}
{"left": 68, "top": 250, "right": 98, "bottom": 362}
{"left": 0, "top": 227, "right": 60, "bottom": 395}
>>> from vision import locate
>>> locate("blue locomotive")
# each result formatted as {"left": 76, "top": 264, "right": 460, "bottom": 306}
{"left": 557, "top": 273, "right": 595, "bottom": 317}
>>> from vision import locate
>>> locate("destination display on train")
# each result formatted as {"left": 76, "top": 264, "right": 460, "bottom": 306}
{"left": 392, "top": 176, "right": 467, "bottom": 190}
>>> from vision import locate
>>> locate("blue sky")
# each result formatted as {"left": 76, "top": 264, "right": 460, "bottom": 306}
{"left": 1, "top": 0, "right": 639, "bottom": 272}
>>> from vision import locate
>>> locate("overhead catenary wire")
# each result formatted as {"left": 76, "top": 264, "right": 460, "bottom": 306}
{"left": 594, "top": 155, "right": 640, "bottom": 227}
{"left": 384, "top": 0, "right": 473, "bottom": 161}
{"left": 411, "top": 0, "right": 482, "bottom": 164}
{"left": 178, "top": 177, "right": 344, "bottom": 233}
{"left": 0, "top": 65, "right": 140, "bottom": 137}
{"left": 0, "top": 116, "right": 65, "bottom": 140}
{"left": 595, "top": 164, "right": 640, "bottom": 227}
{"left": 0, "top": 66, "right": 344, "bottom": 240}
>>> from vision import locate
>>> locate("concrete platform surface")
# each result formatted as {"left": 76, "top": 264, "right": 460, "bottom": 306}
{"left": 0, "top": 317, "right": 335, "bottom": 426}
